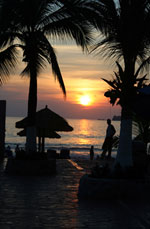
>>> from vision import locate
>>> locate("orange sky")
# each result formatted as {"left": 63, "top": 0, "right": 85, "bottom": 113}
{"left": 0, "top": 43, "right": 121, "bottom": 119}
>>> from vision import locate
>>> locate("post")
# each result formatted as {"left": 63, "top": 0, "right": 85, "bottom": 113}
{"left": 0, "top": 100, "right": 6, "bottom": 160}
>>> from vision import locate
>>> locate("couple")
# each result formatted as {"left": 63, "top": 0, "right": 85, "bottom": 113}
{"left": 101, "top": 119, "right": 116, "bottom": 159}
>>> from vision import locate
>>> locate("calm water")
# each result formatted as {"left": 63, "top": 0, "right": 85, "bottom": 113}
{"left": 5, "top": 117, "right": 120, "bottom": 158}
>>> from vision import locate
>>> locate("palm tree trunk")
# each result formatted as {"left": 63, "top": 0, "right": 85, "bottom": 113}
{"left": 26, "top": 126, "right": 37, "bottom": 153}
{"left": 26, "top": 69, "right": 37, "bottom": 153}
{"left": 114, "top": 57, "right": 135, "bottom": 168}
{"left": 115, "top": 106, "right": 133, "bottom": 168}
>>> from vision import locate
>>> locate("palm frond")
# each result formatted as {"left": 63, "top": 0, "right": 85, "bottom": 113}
{"left": 136, "top": 75, "right": 148, "bottom": 89}
{"left": 135, "top": 56, "right": 150, "bottom": 79}
{"left": 44, "top": 17, "right": 93, "bottom": 50}
{"left": 20, "top": 53, "right": 47, "bottom": 77}
{"left": 0, "top": 45, "right": 18, "bottom": 85}
{"left": 91, "top": 0, "right": 150, "bottom": 65}
{"left": 102, "top": 78, "right": 118, "bottom": 90}
{"left": 41, "top": 0, "right": 94, "bottom": 50}
{"left": 29, "top": 32, "right": 66, "bottom": 96}
{"left": 46, "top": 42, "right": 66, "bottom": 97}
{"left": 132, "top": 113, "right": 150, "bottom": 144}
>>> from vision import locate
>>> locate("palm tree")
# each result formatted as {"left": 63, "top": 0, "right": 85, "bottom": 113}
{"left": 103, "top": 62, "right": 148, "bottom": 166}
{"left": 1, "top": 0, "right": 93, "bottom": 153}
{"left": 88, "top": 0, "right": 150, "bottom": 168}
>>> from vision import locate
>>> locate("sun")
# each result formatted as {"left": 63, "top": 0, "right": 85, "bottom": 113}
{"left": 79, "top": 95, "right": 91, "bottom": 106}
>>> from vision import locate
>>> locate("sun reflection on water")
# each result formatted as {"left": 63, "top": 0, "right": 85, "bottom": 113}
{"left": 78, "top": 119, "right": 92, "bottom": 145}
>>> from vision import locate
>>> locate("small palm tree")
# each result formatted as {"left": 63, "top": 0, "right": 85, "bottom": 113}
{"left": 1, "top": 0, "right": 93, "bottom": 153}
{"left": 103, "top": 61, "right": 148, "bottom": 167}
{"left": 103, "top": 62, "right": 148, "bottom": 106}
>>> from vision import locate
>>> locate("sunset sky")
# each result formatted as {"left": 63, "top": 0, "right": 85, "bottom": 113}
{"left": 0, "top": 42, "right": 121, "bottom": 119}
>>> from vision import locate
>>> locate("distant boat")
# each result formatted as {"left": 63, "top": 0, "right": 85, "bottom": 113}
{"left": 112, "top": 115, "right": 121, "bottom": 121}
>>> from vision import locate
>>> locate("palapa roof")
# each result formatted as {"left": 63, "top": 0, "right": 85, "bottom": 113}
{"left": 16, "top": 105, "right": 73, "bottom": 131}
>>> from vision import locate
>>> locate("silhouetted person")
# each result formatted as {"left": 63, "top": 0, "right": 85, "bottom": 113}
{"left": 101, "top": 119, "right": 116, "bottom": 159}
{"left": 90, "top": 145, "right": 94, "bottom": 160}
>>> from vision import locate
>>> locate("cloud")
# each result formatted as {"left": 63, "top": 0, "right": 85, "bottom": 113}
{"left": 1, "top": 43, "right": 119, "bottom": 119}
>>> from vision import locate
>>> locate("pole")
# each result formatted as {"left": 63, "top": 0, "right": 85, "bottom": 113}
{"left": 0, "top": 100, "right": 6, "bottom": 160}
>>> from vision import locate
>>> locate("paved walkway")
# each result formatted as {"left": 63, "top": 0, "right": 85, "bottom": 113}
{"left": 0, "top": 159, "right": 150, "bottom": 228}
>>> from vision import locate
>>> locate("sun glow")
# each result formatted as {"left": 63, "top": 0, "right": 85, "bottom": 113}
{"left": 79, "top": 95, "right": 92, "bottom": 106}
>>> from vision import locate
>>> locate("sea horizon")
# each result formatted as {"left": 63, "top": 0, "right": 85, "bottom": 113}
{"left": 5, "top": 117, "right": 120, "bottom": 159}
{"left": 6, "top": 115, "right": 109, "bottom": 121}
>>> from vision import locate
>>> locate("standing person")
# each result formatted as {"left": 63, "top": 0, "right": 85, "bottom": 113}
{"left": 101, "top": 119, "right": 116, "bottom": 159}
{"left": 90, "top": 145, "right": 94, "bottom": 160}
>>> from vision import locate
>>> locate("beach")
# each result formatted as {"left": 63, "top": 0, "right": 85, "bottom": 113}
{"left": 5, "top": 117, "right": 120, "bottom": 159}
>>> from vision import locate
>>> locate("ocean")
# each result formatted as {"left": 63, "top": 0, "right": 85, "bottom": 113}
{"left": 5, "top": 117, "right": 120, "bottom": 159}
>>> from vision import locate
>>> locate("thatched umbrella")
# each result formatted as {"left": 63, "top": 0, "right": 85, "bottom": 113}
{"left": 16, "top": 105, "right": 73, "bottom": 152}
{"left": 16, "top": 105, "right": 73, "bottom": 130}
{"left": 17, "top": 128, "right": 61, "bottom": 152}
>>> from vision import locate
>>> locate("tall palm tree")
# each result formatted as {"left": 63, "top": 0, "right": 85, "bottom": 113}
{"left": 88, "top": 0, "right": 150, "bottom": 168}
{"left": 1, "top": 0, "right": 93, "bottom": 153}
